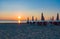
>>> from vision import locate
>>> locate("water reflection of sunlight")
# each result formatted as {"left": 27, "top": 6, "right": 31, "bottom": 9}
{"left": 18, "top": 20, "right": 21, "bottom": 23}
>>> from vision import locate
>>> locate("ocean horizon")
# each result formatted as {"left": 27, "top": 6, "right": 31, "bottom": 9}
{"left": 0, "top": 21, "right": 27, "bottom": 23}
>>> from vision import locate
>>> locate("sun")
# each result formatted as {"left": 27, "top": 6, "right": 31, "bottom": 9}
{"left": 18, "top": 16, "right": 21, "bottom": 19}
{"left": 17, "top": 16, "right": 21, "bottom": 23}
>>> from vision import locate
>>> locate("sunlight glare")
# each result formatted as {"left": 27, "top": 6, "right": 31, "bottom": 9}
{"left": 18, "top": 16, "right": 21, "bottom": 19}
{"left": 18, "top": 20, "right": 21, "bottom": 23}
{"left": 17, "top": 16, "right": 21, "bottom": 23}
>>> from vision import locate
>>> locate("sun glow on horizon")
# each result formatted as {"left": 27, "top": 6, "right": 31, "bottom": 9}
{"left": 17, "top": 16, "right": 21, "bottom": 23}
{"left": 18, "top": 16, "right": 21, "bottom": 19}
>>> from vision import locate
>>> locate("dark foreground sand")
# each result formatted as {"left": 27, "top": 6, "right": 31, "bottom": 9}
{"left": 0, "top": 23, "right": 60, "bottom": 39}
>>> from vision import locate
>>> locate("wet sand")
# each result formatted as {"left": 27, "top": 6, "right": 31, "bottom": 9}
{"left": 0, "top": 23, "right": 60, "bottom": 39}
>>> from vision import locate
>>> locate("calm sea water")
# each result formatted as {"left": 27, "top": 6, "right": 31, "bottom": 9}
{"left": 0, "top": 21, "right": 60, "bottom": 39}
{"left": 0, "top": 21, "right": 26, "bottom": 23}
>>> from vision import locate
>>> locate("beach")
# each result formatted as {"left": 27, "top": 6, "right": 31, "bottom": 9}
{"left": 0, "top": 23, "right": 60, "bottom": 39}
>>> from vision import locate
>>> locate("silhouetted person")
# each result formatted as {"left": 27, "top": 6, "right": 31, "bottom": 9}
{"left": 56, "top": 13, "right": 59, "bottom": 20}
{"left": 41, "top": 13, "right": 45, "bottom": 21}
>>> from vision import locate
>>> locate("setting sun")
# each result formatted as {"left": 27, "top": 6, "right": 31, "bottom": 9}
{"left": 18, "top": 16, "right": 21, "bottom": 19}
{"left": 17, "top": 16, "right": 21, "bottom": 23}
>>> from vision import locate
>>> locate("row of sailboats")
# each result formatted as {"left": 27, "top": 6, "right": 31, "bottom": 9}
{"left": 27, "top": 13, "right": 60, "bottom": 26}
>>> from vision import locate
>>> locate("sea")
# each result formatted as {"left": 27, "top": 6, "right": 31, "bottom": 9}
{"left": 0, "top": 21, "right": 60, "bottom": 39}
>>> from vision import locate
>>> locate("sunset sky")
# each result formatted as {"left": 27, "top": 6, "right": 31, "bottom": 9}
{"left": 0, "top": 0, "right": 60, "bottom": 20}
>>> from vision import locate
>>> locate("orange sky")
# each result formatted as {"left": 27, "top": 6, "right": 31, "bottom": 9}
{"left": 0, "top": 15, "right": 57, "bottom": 21}
{"left": 0, "top": 11, "right": 58, "bottom": 21}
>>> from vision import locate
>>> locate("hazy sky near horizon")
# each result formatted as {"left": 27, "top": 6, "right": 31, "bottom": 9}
{"left": 0, "top": 0, "right": 60, "bottom": 20}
